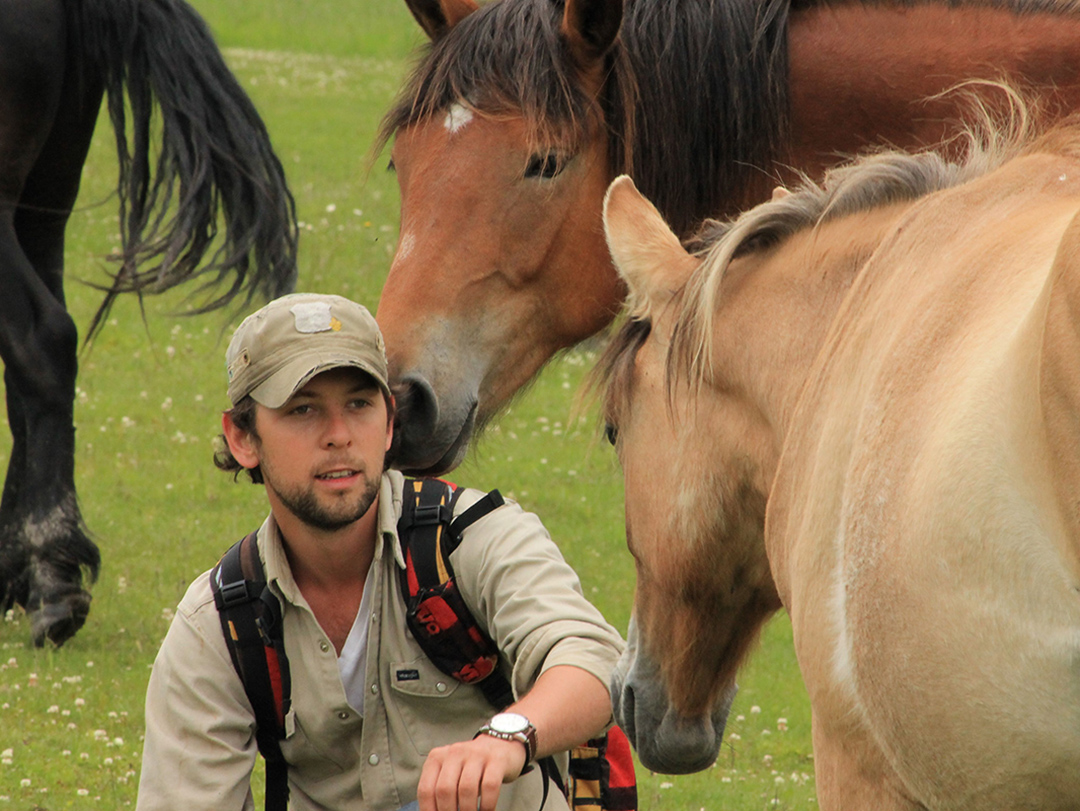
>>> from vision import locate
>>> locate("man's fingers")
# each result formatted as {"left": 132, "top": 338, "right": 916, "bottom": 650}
{"left": 477, "top": 762, "right": 507, "bottom": 811}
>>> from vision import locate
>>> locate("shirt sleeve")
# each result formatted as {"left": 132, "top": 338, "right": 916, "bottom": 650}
{"left": 136, "top": 574, "right": 257, "bottom": 811}
{"left": 449, "top": 493, "right": 625, "bottom": 701}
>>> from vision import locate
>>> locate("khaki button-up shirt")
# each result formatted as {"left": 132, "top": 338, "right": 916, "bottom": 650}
{"left": 137, "top": 471, "right": 624, "bottom": 810}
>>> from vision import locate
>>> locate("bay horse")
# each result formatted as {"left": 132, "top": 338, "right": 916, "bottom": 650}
{"left": 595, "top": 110, "right": 1080, "bottom": 808}
{"left": 376, "top": 0, "right": 1080, "bottom": 475}
{"left": 0, "top": 0, "right": 297, "bottom": 646}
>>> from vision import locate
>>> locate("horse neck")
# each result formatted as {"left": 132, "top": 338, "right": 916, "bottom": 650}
{"left": 737, "top": 202, "right": 916, "bottom": 441}
{"left": 785, "top": 2, "right": 1080, "bottom": 183}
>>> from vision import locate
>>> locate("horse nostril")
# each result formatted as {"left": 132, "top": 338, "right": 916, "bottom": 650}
{"left": 394, "top": 374, "right": 439, "bottom": 443}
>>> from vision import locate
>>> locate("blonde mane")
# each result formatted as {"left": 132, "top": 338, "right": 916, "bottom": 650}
{"left": 671, "top": 85, "right": 1050, "bottom": 389}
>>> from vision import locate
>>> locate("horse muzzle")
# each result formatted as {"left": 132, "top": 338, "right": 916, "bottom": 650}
{"left": 611, "top": 618, "right": 737, "bottom": 774}
{"left": 391, "top": 372, "right": 477, "bottom": 475}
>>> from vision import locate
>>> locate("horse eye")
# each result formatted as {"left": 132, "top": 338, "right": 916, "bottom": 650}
{"left": 604, "top": 422, "right": 618, "bottom": 447}
{"left": 525, "top": 152, "right": 562, "bottom": 179}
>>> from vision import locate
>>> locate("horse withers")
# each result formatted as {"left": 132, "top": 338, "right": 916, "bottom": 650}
{"left": 377, "top": 0, "right": 1080, "bottom": 475}
{"left": 595, "top": 118, "right": 1080, "bottom": 807}
{"left": 0, "top": 0, "right": 297, "bottom": 646}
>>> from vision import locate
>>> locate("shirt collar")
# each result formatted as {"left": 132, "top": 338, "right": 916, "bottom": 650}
{"left": 379, "top": 468, "right": 407, "bottom": 569}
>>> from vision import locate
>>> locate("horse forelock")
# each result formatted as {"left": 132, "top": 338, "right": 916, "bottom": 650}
{"left": 378, "top": 0, "right": 619, "bottom": 159}
{"left": 590, "top": 316, "right": 651, "bottom": 444}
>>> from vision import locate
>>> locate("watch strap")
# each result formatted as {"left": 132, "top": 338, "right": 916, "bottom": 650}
{"left": 475, "top": 717, "right": 538, "bottom": 775}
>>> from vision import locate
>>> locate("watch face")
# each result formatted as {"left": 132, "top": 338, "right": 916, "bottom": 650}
{"left": 490, "top": 712, "right": 529, "bottom": 734}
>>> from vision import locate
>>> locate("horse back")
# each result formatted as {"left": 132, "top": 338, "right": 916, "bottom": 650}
{"left": 767, "top": 150, "right": 1080, "bottom": 809}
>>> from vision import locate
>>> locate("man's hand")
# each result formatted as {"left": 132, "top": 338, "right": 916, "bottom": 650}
{"left": 417, "top": 733, "right": 527, "bottom": 811}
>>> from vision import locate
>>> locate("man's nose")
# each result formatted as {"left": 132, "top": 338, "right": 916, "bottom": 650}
{"left": 321, "top": 408, "right": 352, "bottom": 446}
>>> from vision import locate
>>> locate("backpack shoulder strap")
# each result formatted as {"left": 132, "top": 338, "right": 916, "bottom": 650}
{"left": 210, "top": 532, "right": 291, "bottom": 811}
{"left": 398, "top": 477, "right": 514, "bottom": 709}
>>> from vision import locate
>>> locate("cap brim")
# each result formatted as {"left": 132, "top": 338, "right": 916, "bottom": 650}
{"left": 248, "top": 356, "right": 391, "bottom": 409}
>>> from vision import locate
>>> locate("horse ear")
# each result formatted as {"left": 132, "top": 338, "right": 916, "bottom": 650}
{"left": 603, "top": 175, "right": 697, "bottom": 313}
{"left": 405, "top": 0, "right": 479, "bottom": 40}
{"left": 561, "top": 0, "right": 623, "bottom": 68}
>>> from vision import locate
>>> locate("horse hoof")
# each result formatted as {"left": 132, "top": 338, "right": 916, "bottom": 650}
{"left": 30, "top": 591, "right": 92, "bottom": 648}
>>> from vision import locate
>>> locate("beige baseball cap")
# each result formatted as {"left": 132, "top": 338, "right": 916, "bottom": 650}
{"left": 225, "top": 293, "right": 390, "bottom": 408}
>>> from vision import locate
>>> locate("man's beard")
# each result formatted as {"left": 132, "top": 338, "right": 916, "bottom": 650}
{"left": 266, "top": 471, "right": 381, "bottom": 532}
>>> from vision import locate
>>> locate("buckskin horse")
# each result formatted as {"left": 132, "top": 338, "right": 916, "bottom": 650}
{"left": 0, "top": 0, "right": 297, "bottom": 646}
{"left": 376, "top": 0, "right": 1080, "bottom": 475}
{"left": 594, "top": 108, "right": 1080, "bottom": 808}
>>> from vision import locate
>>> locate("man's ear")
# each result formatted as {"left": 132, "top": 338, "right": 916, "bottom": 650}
{"left": 222, "top": 411, "right": 260, "bottom": 471}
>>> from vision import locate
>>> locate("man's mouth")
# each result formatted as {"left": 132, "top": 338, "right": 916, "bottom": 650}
{"left": 316, "top": 469, "right": 359, "bottom": 480}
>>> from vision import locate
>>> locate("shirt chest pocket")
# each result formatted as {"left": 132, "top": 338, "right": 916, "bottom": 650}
{"left": 278, "top": 706, "right": 352, "bottom": 782}
{"left": 388, "top": 656, "right": 493, "bottom": 755}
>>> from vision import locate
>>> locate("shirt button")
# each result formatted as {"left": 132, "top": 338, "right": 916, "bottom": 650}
{"left": 338, "top": 710, "right": 349, "bottom": 720}
{"left": 368, "top": 754, "right": 380, "bottom": 766}
{"left": 320, "top": 641, "right": 330, "bottom": 653}
{"left": 435, "top": 682, "right": 447, "bottom": 693}
{"left": 370, "top": 684, "right": 379, "bottom": 695}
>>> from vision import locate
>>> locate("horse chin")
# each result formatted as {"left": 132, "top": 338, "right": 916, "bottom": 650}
{"left": 611, "top": 620, "right": 737, "bottom": 774}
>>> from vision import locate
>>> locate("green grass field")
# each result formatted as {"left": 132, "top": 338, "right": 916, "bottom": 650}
{"left": 0, "top": 2, "right": 813, "bottom": 807}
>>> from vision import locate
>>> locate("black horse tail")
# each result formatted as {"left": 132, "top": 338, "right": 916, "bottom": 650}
{"left": 70, "top": 0, "right": 298, "bottom": 340}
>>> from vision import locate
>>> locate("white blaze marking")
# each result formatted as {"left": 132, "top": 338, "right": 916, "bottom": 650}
{"left": 444, "top": 103, "right": 474, "bottom": 134}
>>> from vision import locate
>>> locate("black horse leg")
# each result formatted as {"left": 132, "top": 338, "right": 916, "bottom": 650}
{"left": 0, "top": 0, "right": 102, "bottom": 646}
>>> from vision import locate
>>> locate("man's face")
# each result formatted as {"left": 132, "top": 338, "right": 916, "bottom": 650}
{"left": 232, "top": 367, "right": 393, "bottom": 532}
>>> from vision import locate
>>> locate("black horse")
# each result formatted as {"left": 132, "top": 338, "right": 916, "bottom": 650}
{"left": 0, "top": 0, "right": 298, "bottom": 647}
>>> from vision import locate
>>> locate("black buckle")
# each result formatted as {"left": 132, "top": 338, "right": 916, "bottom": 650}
{"left": 215, "top": 578, "right": 260, "bottom": 610}
{"left": 411, "top": 502, "right": 452, "bottom": 527}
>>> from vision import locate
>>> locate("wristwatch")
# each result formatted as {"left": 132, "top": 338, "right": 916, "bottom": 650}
{"left": 475, "top": 712, "right": 538, "bottom": 773}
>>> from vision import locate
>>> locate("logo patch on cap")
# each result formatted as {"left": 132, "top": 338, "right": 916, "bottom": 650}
{"left": 290, "top": 301, "right": 341, "bottom": 334}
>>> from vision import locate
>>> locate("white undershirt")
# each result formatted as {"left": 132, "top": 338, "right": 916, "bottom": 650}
{"left": 337, "top": 563, "right": 376, "bottom": 716}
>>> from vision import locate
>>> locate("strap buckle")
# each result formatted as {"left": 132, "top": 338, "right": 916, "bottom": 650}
{"left": 214, "top": 578, "right": 260, "bottom": 610}
{"left": 411, "top": 502, "right": 452, "bottom": 527}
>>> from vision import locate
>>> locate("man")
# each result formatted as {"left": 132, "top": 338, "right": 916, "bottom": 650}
{"left": 136, "top": 293, "right": 624, "bottom": 811}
